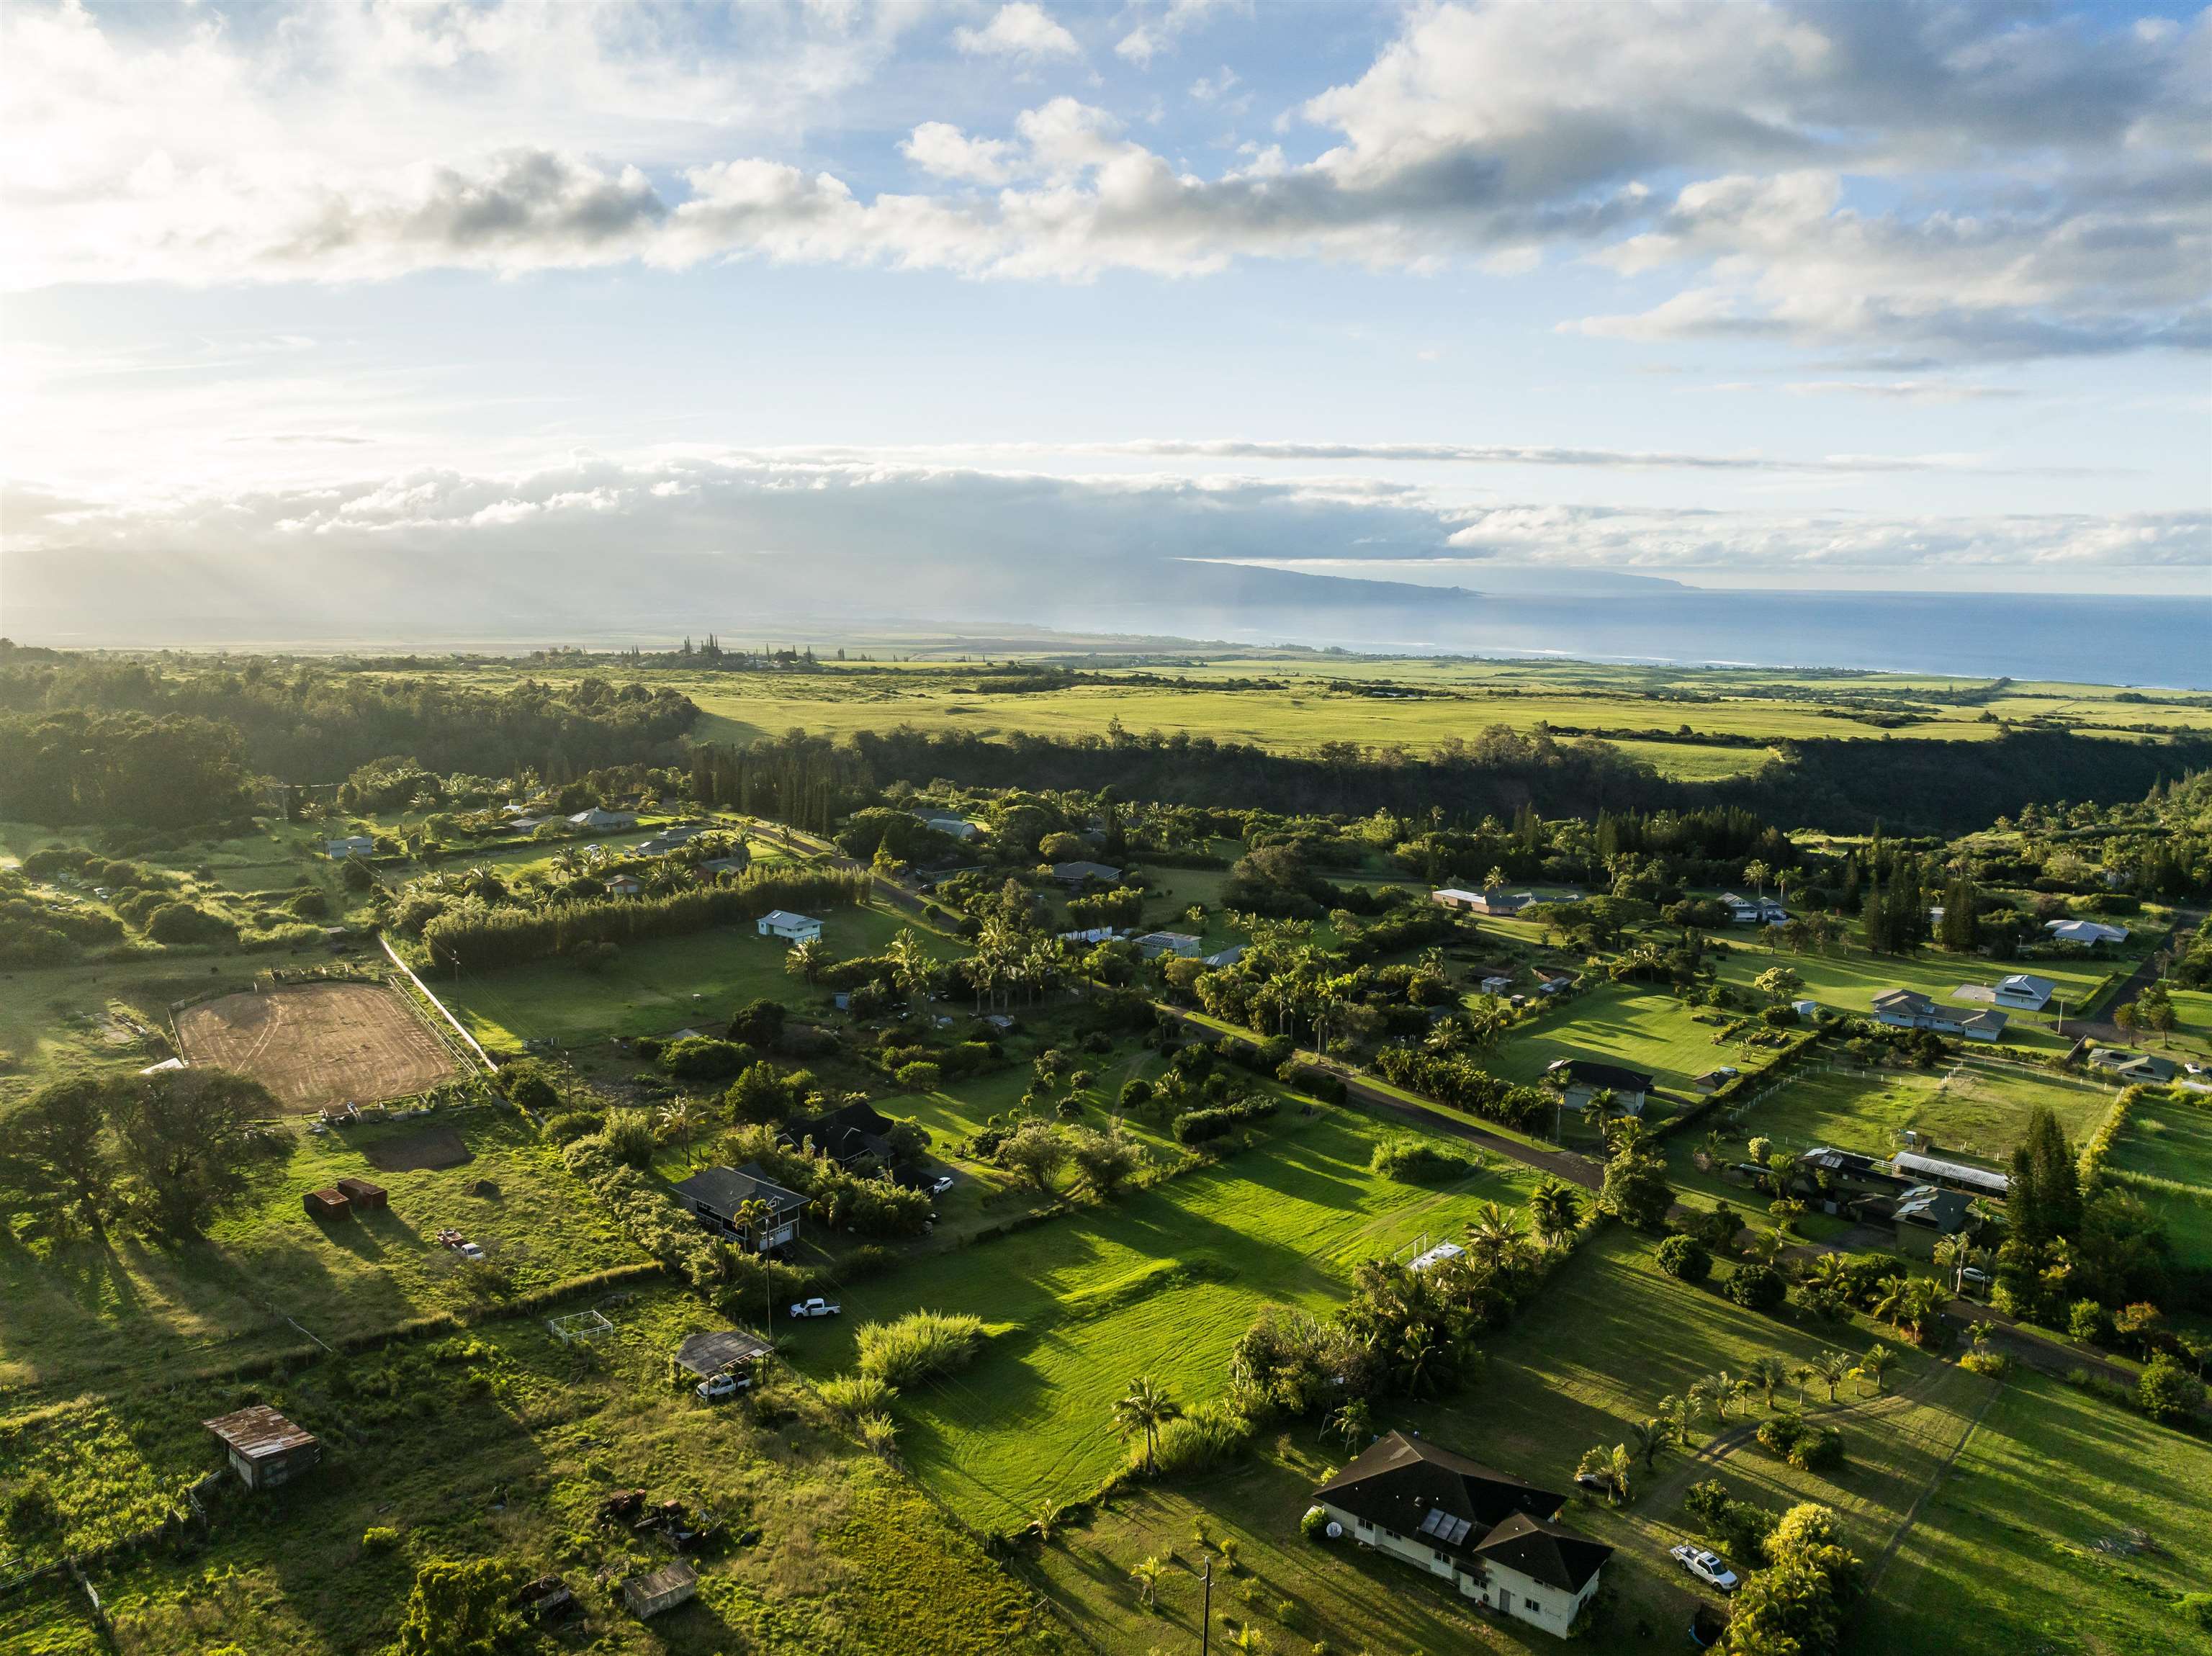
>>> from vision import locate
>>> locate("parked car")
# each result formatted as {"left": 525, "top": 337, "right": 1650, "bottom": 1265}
{"left": 1574, "top": 1472, "right": 1613, "bottom": 1495}
{"left": 1670, "top": 1543, "right": 1738, "bottom": 1593}
{"left": 696, "top": 1372, "right": 752, "bottom": 1401}
{"left": 788, "top": 1297, "right": 842, "bottom": 1319}
{"left": 929, "top": 1174, "right": 956, "bottom": 1195}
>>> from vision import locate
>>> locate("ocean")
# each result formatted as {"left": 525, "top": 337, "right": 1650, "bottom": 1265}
{"left": 1350, "top": 590, "right": 2212, "bottom": 689}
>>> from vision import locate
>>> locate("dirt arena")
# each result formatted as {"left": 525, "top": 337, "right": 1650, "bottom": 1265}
{"left": 174, "top": 981, "right": 461, "bottom": 1112}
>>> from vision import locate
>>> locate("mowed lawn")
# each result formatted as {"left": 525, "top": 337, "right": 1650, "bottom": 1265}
{"left": 1712, "top": 940, "right": 2131, "bottom": 1051}
{"left": 2103, "top": 1093, "right": 2212, "bottom": 1269}
{"left": 1861, "top": 1368, "right": 2212, "bottom": 1656}
{"left": 0, "top": 1112, "right": 645, "bottom": 1401}
{"left": 775, "top": 1105, "right": 1539, "bottom": 1529}
{"left": 430, "top": 901, "right": 950, "bottom": 1048}
{"left": 1030, "top": 1226, "right": 1979, "bottom": 1655}
{"left": 1488, "top": 983, "right": 1758, "bottom": 1095}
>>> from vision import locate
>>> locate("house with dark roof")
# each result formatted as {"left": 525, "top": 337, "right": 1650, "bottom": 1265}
{"left": 1050, "top": 860, "right": 1123, "bottom": 886}
{"left": 1869, "top": 989, "right": 2009, "bottom": 1042}
{"left": 781, "top": 1099, "right": 897, "bottom": 1168}
{"left": 670, "top": 1164, "right": 809, "bottom": 1251}
{"left": 1311, "top": 1431, "right": 1611, "bottom": 1639}
{"left": 1541, "top": 1058, "right": 1653, "bottom": 1115}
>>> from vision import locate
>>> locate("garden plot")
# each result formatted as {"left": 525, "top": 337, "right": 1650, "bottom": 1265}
{"left": 174, "top": 981, "right": 459, "bottom": 1112}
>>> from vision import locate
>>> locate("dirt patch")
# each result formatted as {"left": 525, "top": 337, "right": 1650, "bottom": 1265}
{"left": 174, "top": 981, "right": 459, "bottom": 1112}
{"left": 361, "top": 1126, "right": 472, "bottom": 1172}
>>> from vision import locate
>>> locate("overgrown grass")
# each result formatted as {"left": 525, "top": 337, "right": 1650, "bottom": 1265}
{"left": 2103, "top": 1093, "right": 2212, "bottom": 1268}
{"left": 855, "top": 1310, "right": 989, "bottom": 1387}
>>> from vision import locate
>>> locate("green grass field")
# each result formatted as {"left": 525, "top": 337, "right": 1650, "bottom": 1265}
{"left": 0, "top": 1110, "right": 645, "bottom": 1403}
{"left": 775, "top": 1103, "right": 1538, "bottom": 1531}
{"left": 1487, "top": 982, "right": 1772, "bottom": 1097}
{"left": 0, "top": 1285, "right": 1071, "bottom": 1656}
{"left": 2103, "top": 1093, "right": 2212, "bottom": 1269}
{"left": 429, "top": 901, "right": 949, "bottom": 1050}
{"left": 1862, "top": 1368, "right": 2212, "bottom": 1656}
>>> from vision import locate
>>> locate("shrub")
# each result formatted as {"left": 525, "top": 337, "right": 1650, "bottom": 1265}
{"left": 289, "top": 888, "right": 331, "bottom": 919}
{"left": 541, "top": 1109, "right": 604, "bottom": 1145}
{"left": 1119, "top": 1079, "right": 1155, "bottom": 1111}
{"left": 1369, "top": 1131, "right": 1476, "bottom": 1183}
{"left": 660, "top": 1036, "right": 750, "bottom": 1081}
{"left": 1173, "top": 1096, "right": 1279, "bottom": 1146}
{"left": 1300, "top": 1506, "right": 1331, "bottom": 1541}
{"left": 2136, "top": 1354, "right": 2208, "bottom": 1423}
{"left": 361, "top": 1525, "right": 400, "bottom": 1553}
{"left": 1150, "top": 1403, "right": 1255, "bottom": 1478}
{"left": 1656, "top": 1234, "right": 1712, "bottom": 1283}
{"left": 817, "top": 1374, "right": 898, "bottom": 1421}
{"left": 895, "top": 1061, "right": 943, "bottom": 1091}
{"left": 601, "top": 1110, "right": 660, "bottom": 1169}
{"left": 500, "top": 1060, "right": 562, "bottom": 1113}
{"left": 146, "top": 902, "right": 235, "bottom": 945}
{"left": 1725, "top": 1263, "right": 1786, "bottom": 1313}
{"left": 855, "top": 1310, "right": 987, "bottom": 1388}
{"left": 1755, "top": 1413, "right": 1844, "bottom": 1472}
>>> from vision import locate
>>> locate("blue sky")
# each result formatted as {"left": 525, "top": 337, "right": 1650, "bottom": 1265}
{"left": 3, "top": 0, "right": 2208, "bottom": 627}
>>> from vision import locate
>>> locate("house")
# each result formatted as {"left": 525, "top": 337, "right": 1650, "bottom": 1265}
{"left": 623, "top": 1562, "right": 698, "bottom": 1619}
{"left": 1799, "top": 1146, "right": 1911, "bottom": 1209}
{"left": 670, "top": 1164, "right": 809, "bottom": 1251}
{"left": 1869, "top": 989, "right": 2009, "bottom": 1042}
{"left": 1408, "top": 1241, "right": 1467, "bottom": 1273}
{"left": 1136, "top": 931, "right": 1204, "bottom": 960}
{"left": 2046, "top": 919, "right": 2129, "bottom": 946}
{"left": 602, "top": 872, "right": 645, "bottom": 896}
{"left": 1202, "top": 945, "right": 1246, "bottom": 968}
{"left": 203, "top": 1405, "right": 320, "bottom": 1490}
{"left": 325, "top": 835, "right": 374, "bottom": 860}
{"left": 568, "top": 807, "right": 639, "bottom": 832}
{"left": 1051, "top": 860, "right": 1123, "bottom": 886}
{"left": 635, "top": 835, "right": 684, "bottom": 856}
{"left": 1431, "top": 888, "right": 1534, "bottom": 917}
{"left": 1690, "top": 1066, "right": 1738, "bottom": 1093}
{"left": 782, "top": 1099, "right": 897, "bottom": 1167}
{"left": 2088, "top": 1048, "right": 2178, "bottom": 1084}
{"left": 1719, "top": 892, "right": 1789, "bottom": 925}
{"left": 757, "top": 910, "right": 824, "bottom": 943}
{"left": 699, "top": 854, "right": 750, "bottom": 878}
{"left": 1791, "top": 999, "right": 1821, "bottom": 1019}
{"left": 1532, "top": 966, "right": 1577, "bottom": 997}
{"left": 1994, "top": 973, "right": 2057, "bottom": 1012}
{"left": 672, "top": 1328, "right": 773, "bottom": 1382}
{"left": 1891, "top": 1151, "right": 2010, "bottom": 1199}
{"left": 1887, "top": 1184, "right": 1975, "bottom": 1256}
{"left": 1479, "top": 975, "right": 1514, "bottom": 996}
{"left": 1060, "top": 925, "right": 1126, "bottom": 945}
{"left": 1541, "top": 1058, "right": 1651, "bottom": 1115}
{"left": 916, "top": 812, "right": 982, "bottom": 841}
{"left": 1311, "top": 1431, "right": 1611, "bottom": 1640}
{"left": 506, "top": 815, "right": 554, "bottom": 832}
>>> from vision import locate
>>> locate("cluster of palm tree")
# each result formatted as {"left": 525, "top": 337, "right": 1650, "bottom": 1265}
{"left": 965, "top": 913, "right": 1064, "bottom": 1012}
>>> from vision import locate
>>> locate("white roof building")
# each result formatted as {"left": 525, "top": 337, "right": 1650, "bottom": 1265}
{"left": 757, "top": 910, "right": 823, "bottom": 942}
{"left": 2045, "top": 919, "right": 2128, "bottom": 946}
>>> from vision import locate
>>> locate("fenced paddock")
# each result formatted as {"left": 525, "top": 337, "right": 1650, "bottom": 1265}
{"left": 547, "top": 1310, "right": 614, "bottom": 1344}
{"left": 174, "top": 981, "right": 460, "bottom": 1112}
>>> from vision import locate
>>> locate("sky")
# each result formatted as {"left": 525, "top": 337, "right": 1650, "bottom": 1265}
{"left": 2, "top": 0, "right": 2209, "bottom": 646}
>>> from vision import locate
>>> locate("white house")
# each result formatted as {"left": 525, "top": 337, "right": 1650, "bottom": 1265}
{"left": 1312, "top": 1432, "right": 1611, "bottom": 1640}
{"left": 1719, "top": 891, "right": 1788, "bottom": 925}
{"left": 1432, "top": 887, "right": 1534, "bottom": 917}
{"left": 757, "top": 911, "right": 823, "bottom": 944}
{"left": 1869, "top": 989, "right": 2009, "bottom": 1041}
{"left": 2046, "top": 919, "right": 2129, "bottom": 947}
{"left": 916, "top": 812, "right": 982, "bottom": 841}
{"left": 1136, "top": 930, "right": 1203, "bottom": 960}
{"left": 1993, "top": 973, "right": 2058, "bottom": 1012}
{"left": 568, "top": 806, "right": 639, "bottom": 832}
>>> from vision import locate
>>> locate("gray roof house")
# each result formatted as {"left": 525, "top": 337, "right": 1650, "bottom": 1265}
{"left": 670, "top": 1164, "right": 809, "bottom": 1251}
{"left": 1051, "top": 860, "right": 1123, "bottom": 886}
{"left": 1542, "top": 1058, "right": 1653, "bottom": 1115}
{"left": 1312, "top": 1432, "right": 1609, "bottom": 1641}
{"left": 1869, "top": 989, "right": 2009, "bottom": 1042}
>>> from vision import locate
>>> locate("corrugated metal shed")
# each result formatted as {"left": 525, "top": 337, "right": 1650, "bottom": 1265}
{"left": 624, "top": 1562, "right": 698, "bottom": 1618}
{"left": 203, "top": 1405, "right": 318, "bottom": 1462}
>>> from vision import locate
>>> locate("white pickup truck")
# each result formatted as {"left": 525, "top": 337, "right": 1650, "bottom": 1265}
{"left": 696, "top": 1372, "right": 753, "bottom": 1401}
{"left": 788, "top": 1297, "right": 842, "bottom": 1319}
{"left": 1669, "top": 1543, "right": 1739, "bottom": 1593}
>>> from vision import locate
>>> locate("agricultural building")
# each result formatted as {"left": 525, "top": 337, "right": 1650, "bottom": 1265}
{"left": 623, "top": 1562, "right": 697, "bottom": 1619}
{"left": 1891, "top": 1151, "right": 2010, "bottom": 1197}
{"left": 203, "top": 1405, "right": 320, "bottom": 1490}
{"left": 302, "top": 1187, "right": 351, "bottom": 1221}
{"left": 325, "top": 835, "right": 374, "bottom": 859}
{"left": 334, "top": 1176, "right": 388, "bottom": 1210}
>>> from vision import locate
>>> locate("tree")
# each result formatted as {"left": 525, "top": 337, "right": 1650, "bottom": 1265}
{"left": 0, "top": 1076, "right": 113, "bottom": 1231}
{"left": 885, "top": 928, "right": 936, "bottom": 1004}
{"left": 1753, "top": 966, "right": 1804, "bottom": 1007}
{"left": 1871, "top": 1276, "right": 1947, "bottom": 1342}
{"left": 2136, "top": 1354, "right": 2207, "bottom": 1423}
{"left": 1069, "top": 1124, "right": 1142, "bottom": 1197}
{"left": 1600, "top": 1140, "right": 1674, "bottom": 1230}
{"left": 1576, "top": 1443, "right": 1635, "bottom": 1506}
{"left": 784, "top": 936, "right": 830, "bottom": 984}
{"left": 395, "top": 1557, "right": 525, "bottom": 1656}
{"left": 1627, "top": 1416, "right": 1673, "bottom": 1472}
{"left": 657, "top": 1098, "right": 702, "bottom": 1171}
{"left": 1725, "top": 1502, "right": 1862, "bottom": 1656}
{"left": 1656, "top": 1233, "right": 1712, "bottom": 1282}
{"left": 1852, "top": 1344, "right": 1897, "bottom": 1398}
{"left": 1113, "top": 1377, "right": 1184, "bottom": 1473}
{"left": 1812, "top": 1350, "right": 1853, "bottom": 1403}
{"left": 1746, "top": 1356, "right": 1790, "bottom": 1410}
{"left": 1463, "top": 1200, "right": 1533, "bottom": 1271}
{"left": 1327, "top": 1398, "right": 1372, "bottom": 1452}
{"left": 1130, "top": 1554, "right": 1166, "bottom": 1608}
{"left": 109, "top": 1070, "right": 276, "bottom": 1237}
{"left": 995, "top": 1120, "right": 1071, "bottom": 1193}
{"left": 2008, "top": 1105, "right": 2082, "bottom": 1245}
{"left": 1743, "top": 860, "right": 1772, "bottom": 899}
{"left": 1528, "top": 1176, "right": 1583, "bottom": 1246}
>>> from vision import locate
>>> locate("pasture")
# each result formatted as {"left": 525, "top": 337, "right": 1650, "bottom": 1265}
{"left": 775, "top": 1102, "right": 1539, "bottom": 1530}
{"left": 1486, "top": 982, "right": 1773, "bottom": 1097}
{"left": 0, "top": 1110, "right": 644, "bottom": 1403}
{"left": 0, "top": 1285, "right": 1069, "bottom": 1656}
{"left": 174, "top": 981, "right": 460, "bottom": 1112}
{"left": 428, "top": 899, "right": 949, "bottom": 1050}
{"left": 2101, "top": 1092, "right": 2212, "bottom": 1269}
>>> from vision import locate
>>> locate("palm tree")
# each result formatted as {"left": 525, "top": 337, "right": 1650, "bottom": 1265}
{"left": 657, "top": 1098, "right": 701, "bottom": 1171}
{"left": 1658, "top": 1392, "right": 1696, "bottom": 1446}
{"left": 1576, "top": 1444, "right": 1635, "bottom": 1506}
{"left": 1464, "top": 1202, "right": 1532, "bottom": 1272}
{"left": 1112, "top": 1377, "right": 1184, "bottom": 1474}
{"left": 1395, "top": 1324, "right": 1447, "bottom": 1398}
{"left": 1130, "top": 1555, "right": 1165, "bottom": 1608}
{"left": 785, "top": 936, "right": 830, "bottom": 984}
{"left": 1746, "top": 1356, "right": 1789, "bottom": 1410}
{"left": 1854, "top": 1344, "right": 1897, "bottom": 1398}
{"left": 1626, "top": 1416, "right": 1672, "bottom": 1472}
{"left": 1687, "top": 1375, "right": 1726, "bottom": 1426}
{"left": 1789, "top": 1362, "right": 1817, "bottom": 1408}
{"left": 1327, "top": 1398, "right": 1372, "bottom": 1453}
{"left": 1744, "top": 860, "right": 1772, "bottom": 899}
{"left": 1812, "top": 1349, "right": 1853, "bottom": 1403}
{"left": 1528, "top": 1178, "right": 1583, "bottom": 1248}
{"left": 886, "top": 928, "right": 935, "bottom": 1005}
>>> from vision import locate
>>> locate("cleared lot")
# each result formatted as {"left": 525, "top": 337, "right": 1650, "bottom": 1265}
{"left": 175, "top": 981, "right": 459, "bottom": 1111}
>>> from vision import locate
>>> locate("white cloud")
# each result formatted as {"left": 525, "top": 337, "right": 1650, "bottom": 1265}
{"left": 1116, "top": 0, "right": 1233, "bottom": 68}
{"left": 953, "top": 4, "right": 1079, "bottom": 63}
{"left": 902, "top": 121, "right": 1017, "bottom": 184}
{"left": 3, "top": 1, "right": 2206, "bottom": 364}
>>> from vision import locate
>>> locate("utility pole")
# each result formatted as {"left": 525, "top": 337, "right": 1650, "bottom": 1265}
{"left": 1199, "top": 1558, "right": 1212, "bottom": 1656}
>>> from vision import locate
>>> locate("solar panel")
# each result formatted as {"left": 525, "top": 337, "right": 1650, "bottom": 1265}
{"left": 1417, "top": 1508, "right": 1471, "bottom": 1544}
